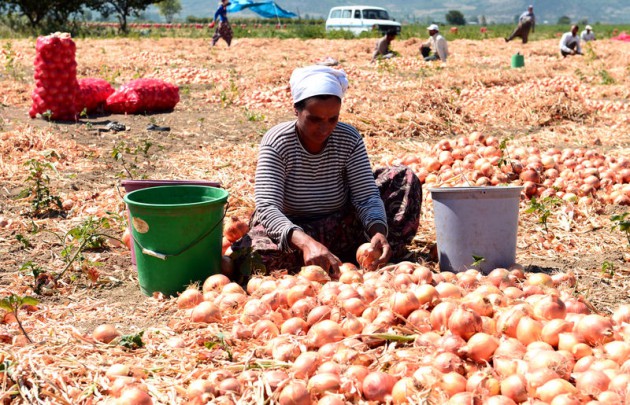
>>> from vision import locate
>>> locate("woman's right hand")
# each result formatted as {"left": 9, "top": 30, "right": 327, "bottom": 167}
{"left": 290, "top": 230, "right": 341, "bottom": 278}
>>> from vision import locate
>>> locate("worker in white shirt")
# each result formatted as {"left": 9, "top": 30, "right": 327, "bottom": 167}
{"left": 559, "top": 25, "right": 583, "bottom": 57}
{"left": 506, "top": 5, "right": 536, "bottom": 44}
{"left": 420, "top": 24, "right": 448, "bottom": 62}
{"left": 581, "top": 25, "right": 596, "bottom": 42}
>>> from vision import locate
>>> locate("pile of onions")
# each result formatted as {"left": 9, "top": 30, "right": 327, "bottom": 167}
{"left": 163, "top": 264, "right": 629, "bottom": 404}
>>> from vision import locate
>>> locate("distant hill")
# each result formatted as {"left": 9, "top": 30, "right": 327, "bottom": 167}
{"left": 163, "top": 0, "right": 630, "bottom": 24}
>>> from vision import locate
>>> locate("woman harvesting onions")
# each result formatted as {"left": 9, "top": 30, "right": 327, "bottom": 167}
{"left": 232, "top": 65, "right": 421, "bottom": 278}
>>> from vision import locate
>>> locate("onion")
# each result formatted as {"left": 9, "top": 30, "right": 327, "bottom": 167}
{"left": 500, "top": 374, "right": 527, "bottom": 403}
{"left": 526, "top": 273, "right": 554, "bottom": 287}
{"left": 496, "top": 306, "right": 531, "bottom": 339}
{"left": 528, "top": 350, "right": 573, "bottom": 380}
{"left": 287, "top": 283, "right": 316, "bottom": 307}
{"left": 317, "top": 395, "right": 346, "bottom": 405}
{"left": 362, "top": 371, "right": 397, "bottom": 402}
{"left": 356, "top": 243, "right": 382, "bottom": 270}
{"left": 516, "top": 316, "right": 543, "bottom": 345}
{"left": 307, "top": 305, "right": 333, "bottom": 326}
{"left": 176, "top": 288, "right": 204, "bottom": 309}
{"left": 411, "top": 284, "right": 439, "bottom": 307}
{"left": 391, "top": 377, "right": 422, "bottom": 404}
{"left": 447, "top": 307, "right": 482, "bottom": 340}
{"left": 306, "top": 320, "right": 344, "bottom": 349}
{"left": 340, "top": 315, "right": 365, "bottom": 337}
{"left": 117, "top": 387, "right": 153, "bottom": 405}
{"left": 494, "top": 338, "right": 527, "bottom": 360}
{"left": 527, "top": 368, "right": 561, "bottom": 393}
{"left": 458, "top": 332, "right": 499, "bottom": 363}
{"left": 607, "top": 373, "right": 630, "bottom": 394}
{"left": 440, "top": 371, "right": 467, "bottom": 397}
{"left": 279, "top": 380, "right": 310, "bottom": 405}
{"left": 438, "top": 333, "right": 467, "bottom": 354}
{"left": 564, "top": 297, "right": 591, "bottom": 314}
{"left": 241, "top": 299, "right": 272, "bottom": 324}
{"left": 612, "top": 304, "right": 630, "bottom": 326}
{"left": 106, "top": 364, "right": 130, "bottom": 380}
{"left": 597, "top": 391, "right": 624, "bottom": 404}
{"left": 252, "top": 319, "right": 279, "bottom": 339}
{"left": 430, "top": 301, "right": 458, "bottom": 331}
{"left": 485, "top": 396, "right": 517, "bottom": 405}
{"left": 549, "top": 394, "right": 581, "bottom": 405}
{"left": 533, "top": 295, "right": 567, "bottom": 320}
{"left": 187, "top": 379, "right": 217, "bottom": 399}
{"left": 446, "top": 392, "right": 478, "bottom": 405}
{"left": 291, "top": 352, "right": 320, "bottom": 379}
{"left": 435, "top": 282, "right": 463, "bottom": 299}
{"left": 92, "top": 324, "right": 120, "bottom": 343}
{"left": 466, "top": 370, "right": 500, "bottom": 396}
{"left": 218, "top": 378, "right": 241, "bottom": 395}
{"left": 190, "top": 301, "right": 221, "bottom": 323}
{"left": 541, "top": 319, "right": 574, "bottom": 348}
{"left": 576, "top": 370, "right": 610, "bottom": 397}
{"left": 575, "top": 315, "right": 615, "bottom": 346}
{"left": 390, "top": 291, "right": 421, "bottom": 318}
{"left": 224, "top": 217, "right": 249, "bottom": 243}
{"left": 433, "top": 351, "right": 465, "bottom": 374}
{"left": 603, "top": 341, "right": 630, "bottom": 365}
{"left": 202, "top": 274, "right": 231, "bottom": 293}
{"left": 536, "top": 378, "right": 578, "bottom": 403}
{"left": 307, "top": 373, "right": 341, "bottom": 394}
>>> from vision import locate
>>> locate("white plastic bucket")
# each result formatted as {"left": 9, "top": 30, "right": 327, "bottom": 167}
{"left": 430, "top": 186, "right": 523, "bottom": 274}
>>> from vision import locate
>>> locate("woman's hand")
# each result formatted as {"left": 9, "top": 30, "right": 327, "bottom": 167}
{"left": 290, "top": 229, "right": 341, "bottom": 278}
{"left": 366, "top": 223, "right": 392, "bottom": 271}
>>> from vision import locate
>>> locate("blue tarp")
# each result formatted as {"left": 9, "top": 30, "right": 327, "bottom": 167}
{"left": 226, "top": 0, "right": 297, "bottom": 19}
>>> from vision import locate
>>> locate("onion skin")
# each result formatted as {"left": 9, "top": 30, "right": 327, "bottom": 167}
{"left": 500, "top": 374, "right": 528, "bottom": 403}
{"left": 447, "top": 307, "right": 482, "bottom": 340}
{"left": 362, "top": 371, "right": 397, "bottom": 402}
{"left": 536, "top": 379, "right": 578, "bottom": 403}
{"left": 356, "top": 242, "right": 382, "bottom": 270}
{"left": 575, "top": 315, "right": 615, "bottom": 346}
{"left": 279, "top": 381, "right": 311, "bottom": 405}
{"left": 92, "top": 324, "right": 120, "bottom": 344}
{"left": 458, "top": 332, "right": 499, "bottom": 363}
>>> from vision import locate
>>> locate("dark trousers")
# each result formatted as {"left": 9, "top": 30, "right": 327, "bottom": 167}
{"left": 507, "top": 21, "right": 532, "bottom": 44}
{"left": 230, "top": 166, "right": 422, "bottom": 282}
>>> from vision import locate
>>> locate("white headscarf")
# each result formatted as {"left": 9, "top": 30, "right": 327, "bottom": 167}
{"left": 289, "top": 65, "right": 349, "bottom": 104}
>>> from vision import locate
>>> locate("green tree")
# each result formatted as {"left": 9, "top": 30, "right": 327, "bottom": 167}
{"left": 156, "top": 0, "right": 181, "bottom": 23}
{"left": 445, "top": 10, "right": 466, "bottom": 26}
{"left": 91, "top": 0, "right": 159, "bottom": 33}
{"left": 0, "top": 0, "right": 87, "bottom": 29}
{"left": 557, "top": 15, "right": 571, "bottom": 25}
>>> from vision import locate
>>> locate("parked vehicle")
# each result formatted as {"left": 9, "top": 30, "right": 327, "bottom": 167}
{"left": 325, "top": 6, "right": 401, "bottom": 35}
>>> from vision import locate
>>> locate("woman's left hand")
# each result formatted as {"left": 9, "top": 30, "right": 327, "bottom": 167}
{"left": 368, "top": 232, "right": 392, "bottom": 270}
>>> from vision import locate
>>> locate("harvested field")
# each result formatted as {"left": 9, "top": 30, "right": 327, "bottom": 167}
{"left": 0, "top": 36, "right": 629, "bottom": 404}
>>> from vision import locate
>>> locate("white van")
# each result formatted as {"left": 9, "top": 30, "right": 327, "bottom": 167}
{"left": 325, "top": 6, "right": 401, "bottom": 35}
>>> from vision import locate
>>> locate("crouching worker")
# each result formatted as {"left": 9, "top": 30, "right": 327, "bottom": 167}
{"left": 231, "top": 65, "right": 422, "bottom": 281}
{"left": 372, "top": 29, "right": 398, "bottom": 62}
{"left": 420, "top": 24, "right": 448, "bottom": 62}
{"left": 560, "top": 25, "right": 583, "bottom": 57}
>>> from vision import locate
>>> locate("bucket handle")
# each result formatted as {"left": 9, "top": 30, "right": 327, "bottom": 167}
{"left": 132, "top": 202, "right": 230, "bottom": 261}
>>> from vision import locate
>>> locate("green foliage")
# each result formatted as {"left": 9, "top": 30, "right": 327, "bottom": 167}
{"left": 526, "top": 196, "right": 563, "bottom": 233}
{"left": 2, "top": 42, "right": 25, "bottom": 81}
{"left": 471, "top": 255, "right": 485, "bottom": 267}
{"left": 18, "top": 159, "right": 63, "bottom": 217}
{"left": 601, "top": 261, "right": 615, "bottom": 277}
{"left": 111, "top": 139, "right": 162, "bottom": 179}
{"left": 611, "top": 213, "right": 630, "bottom": 245}
{"left": 156, "top": 0, "right": 181, "bottom": 24}
{"left": 118, "top": 331, "right": 144, "bottom": 349}
{"left": 0, "top": 294, "right": 39, "bottom": 343}
{"left": 557, "top": 16, "right": 571, "bottom": 25}
{"left": 204, "top": 332, "right": 233, "bottom": 361}
{"left": 244, "top": 108, "right": 265, "bottom": 122}
{"left": 445, "top": 10, "right": 466, "bottom": 26}
{"left": 597, "top": 69, "right": 615, "bottom": 85}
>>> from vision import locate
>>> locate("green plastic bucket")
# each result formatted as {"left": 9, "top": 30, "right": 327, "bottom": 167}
{"left": 511, "top": 53, "right": 525, "bottom": 68}
{"left": 123, "top": 185, "right": 229, "bottom": 296}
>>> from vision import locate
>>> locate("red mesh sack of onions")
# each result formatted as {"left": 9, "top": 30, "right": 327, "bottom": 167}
{"left": 29, "top": 32, "right": 82, "bottom": 121}
{"left": 79, "top": 78, "right": 114, "bottom": 113}
{"left": 105, "top": 78, "right": 180, "bottom": 114}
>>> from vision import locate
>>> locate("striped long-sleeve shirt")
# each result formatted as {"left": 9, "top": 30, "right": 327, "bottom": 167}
{"left": 254, "top": 120, "right": 388, "bottom": 251}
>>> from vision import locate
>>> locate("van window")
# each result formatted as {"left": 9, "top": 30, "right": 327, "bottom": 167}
{"left": 330, "top": 10, "right": 341, "bottom": 18}
{"left": 364, "top": 9, "right": 389, "bottom": 20}
{"left": 354, "top": 10, "right": 360, "bottom": 19}
{"left": 341, "top": 10, "right": 352, "bottom": 18}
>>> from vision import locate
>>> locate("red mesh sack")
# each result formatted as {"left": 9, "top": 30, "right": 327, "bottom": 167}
{"left": 29, "top": 32, "right": 82, "bottom": 121}
{"left": 79, "top": 78, "right": 114, "bottom": 113}
{"left": 105, "top": 79, "right": 180, "bottom": 114}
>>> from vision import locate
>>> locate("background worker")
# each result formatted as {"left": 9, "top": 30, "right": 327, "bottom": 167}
{"left": 420, "top": 24, "right": 448, "bottom": 62}
{"left": 581, "top": 25, "right": 596, "bottom": 42}
{"left": 211, "top": 0, "right": 233, "bottom": 47}
{"left": 372, "top": 29, "right": 398, "bottom": 62}
{"left": 560, "top": 25, "right": 583, "bottom": 57}
{"left": 506, "top": 5, "right": 536, "bottom": 44}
